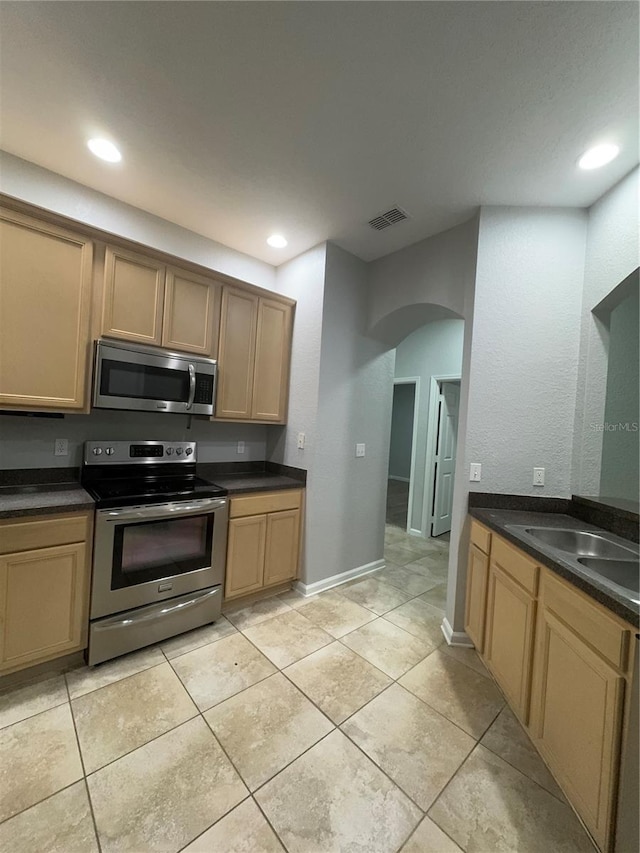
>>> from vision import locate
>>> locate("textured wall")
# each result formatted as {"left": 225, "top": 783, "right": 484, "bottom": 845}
{"left": 0, "top": 152, "right": 276, "bottom": 290}
{"left": 304, "top": 243, "right": 395, "bottom": 585}
{"left": 388, "top": 383, "right": 415, "bottom": 481}
{"left": 465, "top": 207, "right": 587, "bottom": 498}
{"left": 394, "top": 320, "right": 464, "bottom": 530}
{"left": 0, "top": 410, "right": 268, "bottom": 470}
{"left": 572, "top": 167, "right": 640, "bottom": 496}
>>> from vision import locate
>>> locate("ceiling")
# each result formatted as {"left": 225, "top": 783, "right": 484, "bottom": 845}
{"left": 0, "top": 2, "right": 637, "bottom": 264}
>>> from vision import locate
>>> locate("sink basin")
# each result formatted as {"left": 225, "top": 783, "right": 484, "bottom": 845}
{"left": 577, "top": 558, "right": 640, "bottom": 595}
{"left": 523, "top": 527, "right": 637, "bottom": 560}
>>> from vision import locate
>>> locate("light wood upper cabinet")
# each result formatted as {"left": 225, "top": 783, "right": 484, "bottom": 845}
{"left": 162, "top": 267, "right": 220, "bottom": 356}
{"left": 216, "top": 287, "right": 259, "bottom": 419}
{"left": 102, "top": 246, "right": 165, "bottom": 345}
{"left": 252, "top": 297, "right": 293, "bottom": 421}
{"left": 530, "top": 569, "right": 630, "bottom": 851}
{"left": 216, "top": 286, "right": 293, "bottom": 423}
{"left": 0, "top": 209, "right": 93, "bottom": 411}
{"left": 0, "top": 511, "right": 92, "bottom": 675}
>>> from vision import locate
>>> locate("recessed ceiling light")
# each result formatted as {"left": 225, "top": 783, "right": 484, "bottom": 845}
{"left": 267, "top": 234, "right": 288, "bottom": 248}
{"left": 87, "top": 138, "right": 122, "bottom": 163}
{"left": 578, "top": 143, "right": 620, "bottom": 170}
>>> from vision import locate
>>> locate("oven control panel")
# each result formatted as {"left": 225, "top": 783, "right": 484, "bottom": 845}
{"left": 84, "top": 441, "right": 197, "bottom": 465}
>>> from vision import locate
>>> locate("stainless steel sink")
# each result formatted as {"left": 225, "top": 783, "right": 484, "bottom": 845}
{"left": 577, "top": 558, "right": 639, "bottom": 594}
{"left": 522, "top": 527, "right": 637, "bottom": 560}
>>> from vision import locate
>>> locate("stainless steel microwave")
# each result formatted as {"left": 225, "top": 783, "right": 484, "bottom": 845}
{"left": 93, "top": 340, "right": 217, "bottom": 415}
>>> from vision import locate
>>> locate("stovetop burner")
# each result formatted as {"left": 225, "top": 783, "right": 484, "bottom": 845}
{"left": 81, "top": 440, "right": 227, "bottom": 509}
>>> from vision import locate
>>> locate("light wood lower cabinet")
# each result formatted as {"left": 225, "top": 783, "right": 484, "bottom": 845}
{"left": 224, "top": 490, "right": 302, "bottom": 601}
{"left": 0, "top": 208, "right": 93, "bottom": 411}
{"left": 0, "top": 511, "right": 93, "bottom": 675}
{"left": 464, "top": 520, "right": 491, "bottom": 652}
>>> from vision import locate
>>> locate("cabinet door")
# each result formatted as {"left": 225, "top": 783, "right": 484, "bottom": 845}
{"left": 162, "top": 267, "right": 219, "bottom": 356}
{"left": 465, "top": 543, "right": 489, "bottom": 652}
{"left": 530, "top": 607, "right": 624, "bottom": 851}
{"left": 216, "top": 287, "right": 258, "bottom": 419}
{"left": 102, "top": 246, "right": 165, "bottom": 345}
{"left": 0, "top": 210, "right": 93, "bottom": 410}
{"left": 252, "top": 298, "right": 293, "bottom": 422}
{"left": 484, "top": 562, "right": 536, "bottom": 722}
{"left": 264, "top": 509, "right": 300, "bottom": 587}
{"left": 0, "top": 542, "right": 89, "bottom": 673}
{"left": 225, "top": 514, "right": 266, "bottom": 599}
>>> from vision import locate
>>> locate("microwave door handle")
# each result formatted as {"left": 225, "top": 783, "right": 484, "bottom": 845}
{"left": 186, "top": 363, "right": 196, "bottom": 410}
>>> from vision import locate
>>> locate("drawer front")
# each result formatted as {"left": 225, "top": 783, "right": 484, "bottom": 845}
{"left": 539, "top": 568, "right": 631, "bottom": 673}
{"left": 229, "top": 490, "right": 302, "bottom": 518}
{"left": 470, "top": 519, "right": 491, "bottom": 555}
{"left": 491, "top": 534, "right": 539, "bottom": 596}
{"left": 0, "top": 512, "right": 91, "bottom": 555}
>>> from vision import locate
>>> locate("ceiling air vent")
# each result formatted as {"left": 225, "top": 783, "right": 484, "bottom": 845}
{"left": 368, "top": 206, "right": 410, "bottom": 231}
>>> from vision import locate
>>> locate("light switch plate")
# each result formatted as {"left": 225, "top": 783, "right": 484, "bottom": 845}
{"left": 356, "top": 443, "right": 366, "bottom": 457}
{"left": 469, "top": 463, "right": 481, "bottom": 482}
{"left": 297, "top": 432, "right": 306, "bottom": 449}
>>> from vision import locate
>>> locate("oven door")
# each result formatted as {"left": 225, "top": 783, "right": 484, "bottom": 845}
{"left": 93, "top": 340, "right": 216, "bottom": 415}
{"left": 91, "top": 497, "right": 228, "bottom": 619}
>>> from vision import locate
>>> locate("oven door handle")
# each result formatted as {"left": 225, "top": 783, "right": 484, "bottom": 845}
{"left": 186, "top": 363, "right": 196, "bottom": 410}
{"left": 100, "top": 498, "right": 227, "bottom": 523}
{"left": 97, "top": 588, "right": 220, "bottom": 630}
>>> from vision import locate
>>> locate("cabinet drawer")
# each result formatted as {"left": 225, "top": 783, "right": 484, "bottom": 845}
{"left": 491, "top": 535, "right": 538, "bottom": 596}
{"left": 229, "top": 490, "right": 302, "bottom": 518}
{"left": 470, "top": 519, "right": 491, "bottom": 555}
{"left": 540, "top": 568, "right": 632, "bottom": 673}
{"left": 0, "top": 512, "right": 91, "bottom": 555}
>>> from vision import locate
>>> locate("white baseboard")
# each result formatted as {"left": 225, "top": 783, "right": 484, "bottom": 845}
{"left": 388, "top": 475, "right": 410, "bottom": 483}
{"left": 294, "top": 559, "right": 385, "bottom": 597}
{"left": 409, "top": 527, "right": 423, "bottom": 537}
{"left": 441, "top": 617, "right": 474, "bottom": 648}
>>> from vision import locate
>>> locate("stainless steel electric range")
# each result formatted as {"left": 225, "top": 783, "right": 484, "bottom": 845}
{"left": 81, "top": 440, "right": 228, "bottom": 666}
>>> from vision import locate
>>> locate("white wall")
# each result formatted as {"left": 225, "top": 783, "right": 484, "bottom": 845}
{"left": 394, "top": 320, "right": 464, "bottom": 530}
{"left": 0, "top": 152, "right": 275, "bottom": 290}
{"left": 304, "top": 242, "right": 395, "bottom": 585}
{"left": 572, "top": 167, "right": 640, "bottom": 496}
{"left": 0, "top": 411, "right": 268, "bottom": 470}
{"left": 388, "top": 384, "right": 415, "bottom": 481}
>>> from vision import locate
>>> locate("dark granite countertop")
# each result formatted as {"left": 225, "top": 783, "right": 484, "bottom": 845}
{"left": 206, "top": 472, "right": 305, "bottom": 495}
{"left": 469, "top": 506, "right": 640, "bottom": 628}
{"left": 0, "top": 482, "right": 95, "bottom": 519}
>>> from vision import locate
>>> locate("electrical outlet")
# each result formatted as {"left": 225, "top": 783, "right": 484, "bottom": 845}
{"left": 533, "top": 467, "right": 545, "bottom": 486}
{"left": 355, "top": 443, "right": 365, "bottom": 457}
{"left": 237, "top": 440, "right": 245, "bottom": 454}
{"left": 297, "top": 432, "right": 306, "bottom": 449}
{"left": 54, "top": 439, "right": 68, "bottom": 457}
{"left": 469, "top": 463, "right": 481, "bottom": 482}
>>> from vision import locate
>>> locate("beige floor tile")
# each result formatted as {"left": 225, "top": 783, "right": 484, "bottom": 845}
{"left": 340, "top": 617, "right": 435, "bottom": 678}
{"left": 256, "top": 729, "right": 421, "bottom": 853}
{"left": 400, "top": 649, "right": 504, "bottom": 739}
{"left": 378, "top": 564, "right": 441, "bottom": 597}
{"left": 160, "top": 616, "right": 236, "bottom": 660}
{"left": 205, "top": 673, "right": 333, "bottom": 790}
{"left": 383, "top": 596, "right": 445, "bottom": 646}
{"left": 412, "top": 550, "right": 450, "bottom": 568}
{"left": 419, "top": 583, "right": 448, "bottom": 610}
{"left": 242, "top": 609, "right": 333, "bottom": 668}
{"left": 429, "top": 745, "right": 594, "bottom": 853}
{"left": 440, "top": 643, "right": 490, "bottom": 677}
{"left": 481, "top": 706, "right": 564, "bottom": 798}
{"left": 383, "top": 543, "right": 423, "bottom": 566}
{"left": 72, "top": 662, "right": 197, "bottom": 773}
{"left": 87, "top": 717, "right": 248, "bottom": 853}
{"left": 276, "top": 587, "right": 311, "bottom": 608}
{"left": 401, "top": 816, "right": 463, "bottom": 853}
{"left": 182, "top": 798, "right": 284, "bottom": 852}
{"left": 284, "top": 642, "right": 391, "bottom": 724}
{"left": 404, "top": 558, "right": 449, "bottom": 583}
{"left": 296, "top": 591, "right": 376, "bottom": 638}
{"left": 66, "top": 645, "right": 165, "bottom": 700}
{"left": 171, "top": 632, "right": 276, "bottom": 711}
{"left": 402, "top": 537, "right": 446, "bottom": 557}
{"left": 224, "top": 596, "right": 292, "bottom": 630}
{"left": 0, "top": 781, "right": 98, "bottom": 853}
{"left": 0, "top": 703, "right": 83, "bottom": 822}
{"left": 343, "top": 684, "right": 474, "bottom": 810}
{"left": 337, "top": 577, "right": 413, "bottom": 615}
{"left": 0, "top": 674, "right": 68, "bottom": 730}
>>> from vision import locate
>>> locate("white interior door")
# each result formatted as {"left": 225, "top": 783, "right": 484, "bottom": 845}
{"left": 431, "top": 381, "right": 460, "bottom": 536}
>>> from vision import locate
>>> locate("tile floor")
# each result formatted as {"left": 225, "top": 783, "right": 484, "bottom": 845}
{"left": 0, "top": 524, "right": 595, "bottom": 853}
